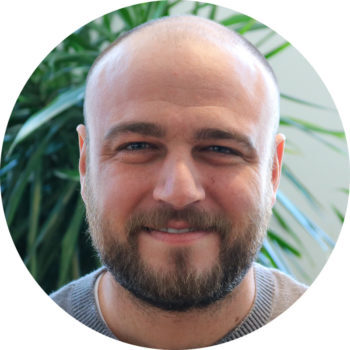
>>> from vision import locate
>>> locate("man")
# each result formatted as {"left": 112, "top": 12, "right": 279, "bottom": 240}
{"left": 51, "top": 15, "right": 306, "bottom": 348}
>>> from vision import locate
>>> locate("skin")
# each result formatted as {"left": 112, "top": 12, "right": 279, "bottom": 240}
{"left": 77, "top": 19, "right": 285, "bottom": 349}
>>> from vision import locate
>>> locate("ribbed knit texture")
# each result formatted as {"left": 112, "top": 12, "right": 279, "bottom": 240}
{"left": 50, "top": 263, "right": 306, "bottom": 344}
{"left": 51, "top": 267, "right": 116, "bottom": 339}
{"left": 216, "top": 264, "right": 274, "bottom": 343}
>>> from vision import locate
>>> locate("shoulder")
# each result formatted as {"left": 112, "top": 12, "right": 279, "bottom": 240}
{"left": 49, "top": 267, "right": 117, "bottom": 339}
{"left": 50, "top": 267, "right": 106, "bottom": 315}
{"left": 254, "top": 263, "right": 308, "bottom": 321}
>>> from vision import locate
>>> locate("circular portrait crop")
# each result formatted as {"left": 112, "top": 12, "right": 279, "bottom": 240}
{"left": 1, "top": 1, "right": 349, "bottom": 349}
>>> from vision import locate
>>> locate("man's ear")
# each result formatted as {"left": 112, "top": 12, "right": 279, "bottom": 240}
{"left": 271, "top": 133, "right": 285, "bottom": 206}
{"left": 77, "top": 124, "right": 87, "bottom": 203}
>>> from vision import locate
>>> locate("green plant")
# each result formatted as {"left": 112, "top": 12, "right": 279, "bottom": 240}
{"left": 0, "top": 1, "right": 347, "bottom": 294}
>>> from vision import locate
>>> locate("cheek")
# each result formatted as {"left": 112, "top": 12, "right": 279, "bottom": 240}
{"left": 207, "top": 168, "right": 264, "bottom": 218}
{"left": 91, "top": 163, "right": 153, "bottom": 225}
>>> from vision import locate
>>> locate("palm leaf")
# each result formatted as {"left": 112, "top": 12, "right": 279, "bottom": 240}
{"left": 281, "top": 93, "right": 337, "bottom": 112}
{"left": 265, "top": 42, "right": 290, "bottom": 59}
{"left": 150, "top": 1, "right": 168, "bottom": 19}
{"left": 281, "top": 116, "right": 345, "bottom": 138}
{"left": 27, "top": 163, "right": 42, "bottom": 278}
{"left": 280, "top": 116, "right": 346, "bottom": 154}
{"left": 261, "top": 239, "right": 291, "bottom": 274}
{"left": 58, "top": 200, "right": 85, "bottom": 286}
{"left": 282, "top": 165, "right": 321, "bottom": 209}
{"left": 5, "top": 138, "right": 48, "bottom": 226}
{"left": 332, "top": 206, "right": 345, "bottom": 223}
{"left": 277, "top": 191, "right": 334, "bottom": 249}
{"left": 8, "top": 85, "right": 85, "bottom": 155}
{"left": 24, "top": 181, "right": 78, "bottom": 266}
{"left": 268, "top": 230, "right": 301, "bottom": 257}
{"left": 220, "top": 14, "right": 253, "bottom": 27}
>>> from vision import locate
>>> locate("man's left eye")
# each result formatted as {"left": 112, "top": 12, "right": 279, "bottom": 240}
{"left": 206, "top": 145, "right": 240, "bottom": 155}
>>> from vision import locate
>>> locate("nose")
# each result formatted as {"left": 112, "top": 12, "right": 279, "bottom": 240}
{"left": 153, "top": 157, "right": 205, "bottom": 209}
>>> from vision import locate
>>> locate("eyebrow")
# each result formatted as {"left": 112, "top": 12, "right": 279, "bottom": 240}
{"left": 104, "top": 122, "right": 165, "bottom": 142}
{"left": 195, "top": 128, "right": 256, "bottom": 153}
{"left": 103, "top": 122, "right": 256, "bottom": 154}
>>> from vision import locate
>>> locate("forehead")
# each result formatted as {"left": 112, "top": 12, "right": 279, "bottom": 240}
{"left": 84, "top": 28, "right": 278, "bottom": 149}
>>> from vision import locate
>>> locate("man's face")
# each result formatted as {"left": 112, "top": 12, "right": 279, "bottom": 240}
{"left": 79, "top": 34, "right": 284, "bottom": 311}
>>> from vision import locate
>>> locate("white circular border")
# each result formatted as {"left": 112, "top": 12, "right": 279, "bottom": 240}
{"left": 0, "top": 1, "right": 349, "bottom": 349}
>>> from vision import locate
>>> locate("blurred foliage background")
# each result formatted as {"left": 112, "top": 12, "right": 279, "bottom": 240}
{"left": 0, "top": 0, "right": 348, "bottom": 294}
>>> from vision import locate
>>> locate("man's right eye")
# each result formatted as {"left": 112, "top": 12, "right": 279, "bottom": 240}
{"left": 118, "top": 142, "right": 154, "bottom": 151}
{"left": 110, "top": 142, "right": 161, "bottom": 164}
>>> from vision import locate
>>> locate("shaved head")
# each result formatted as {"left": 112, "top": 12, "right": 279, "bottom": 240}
{"left": 84, "top": 15, "right": 279, "bottom": 131}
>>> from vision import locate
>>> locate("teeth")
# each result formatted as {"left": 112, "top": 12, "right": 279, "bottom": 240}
{"left": 159, "top": 228, "right": 193, "bottom": 234}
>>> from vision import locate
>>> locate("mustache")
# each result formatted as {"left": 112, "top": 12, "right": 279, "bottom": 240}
{"left": 125, "top": 206, "right": 233, "bottom": 238}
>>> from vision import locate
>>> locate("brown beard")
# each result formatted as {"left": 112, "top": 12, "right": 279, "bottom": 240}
{"left": 85, "top": 174, "right": 271, "bottom": 312}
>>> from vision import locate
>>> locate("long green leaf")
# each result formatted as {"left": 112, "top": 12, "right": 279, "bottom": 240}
{"left": 282, "top": 165, "right": 321, "bottom": 209}
{"left": 102, "top": 13, "right": 112, "bottom": 32}
{"left": 332, "top": 205, "right": 344, "bottom": 223}
{"left": 258, "top": 250, "right": 275, "bottom": 268}
{"left": 27, "top": 163, "right": 42, "bottom": 278}
{"left": 272, "top": 208, "right": 303, "bottom": 246}
{"left": 265, "top": 42, "right": 290, "bottom": 59}
{"left": 131, "top": 3, "right": 147, "bottom": 23}
{"left": 54, "top": 169, "right": 80, "bottom": 182}
{"left": 261, "top": 239, "right": 290, "bottom": 274}
{"left": 117, "top": 7, "right": 134, "bottom": 28}
{"left": 237, "top": 19, "right": 256, "bottom": 34}
{"left": 209, "top": 4, "right": 217, "bottom": 20}
{"left": 151, "top": 0, "right": 168, "bottom": 19}
{"left": 280, "top": 116, "right": 346, "bottom": 154}
{"left": 5, "top": 140, "right": 47, "bottom": 226}
{"left": 281, "top": 93, "right": 336, "bottom": 112}
{"left": 277, "top": 191, "right": 334, "bottom": 249}
{"left": 233, "top": 23, "right": 266, "bottom": 33}
{"left": 167, "top": 0, "right": 182, "bottom": 10}
{"left": 58, "top": 200, "right": 85, "bottom": 286}
{"left": 72, "top": 251, "right": 81, "bottom": 281}
{"left": 268, "top": 230, "right": 301, "bottom": 257}
{"left": 281, "top": 116, "right": 345, "bottom": 138}
{"left": 24, "top": 182, "right": 78, "bottom": 265}
{"left": 0, "top": 159, "right": 18, "bottom": 177}
{"left": 220, "top": 14, "right": 252, "bottom": 27}
{"left": 8, "top": 85, "right": 85, "bottom": 155}
{"left": 191, "top": 2, "right": 212, "bottom": 15}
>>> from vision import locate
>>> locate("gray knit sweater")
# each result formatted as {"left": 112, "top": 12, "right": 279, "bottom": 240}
{"left": 50, "top": 263, "right": 306, "bottom": 345}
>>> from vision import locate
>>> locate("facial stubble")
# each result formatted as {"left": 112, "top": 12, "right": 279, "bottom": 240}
{"left": 85, "top": 172, "right": 271, "bottom": 312}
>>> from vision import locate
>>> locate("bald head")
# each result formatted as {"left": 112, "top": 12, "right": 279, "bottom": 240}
{"left": 84, "top": 15, "right": 279, "bottom": 131}
{"left": 87, "top": 16, "right": 276, "bottom": 81}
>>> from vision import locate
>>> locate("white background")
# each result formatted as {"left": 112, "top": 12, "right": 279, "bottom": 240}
{"left": 0, "top": 0, "right": 349, "bottom": 349}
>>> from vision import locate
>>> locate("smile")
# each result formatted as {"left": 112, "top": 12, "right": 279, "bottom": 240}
{"left": 142, "top": 226, "right": 210, "bottom": 244}
{"left": 144, "top": 227, "right": 196, "bottom": 234}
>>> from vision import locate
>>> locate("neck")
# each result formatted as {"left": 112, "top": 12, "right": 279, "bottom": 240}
{"left": 98, "top": 267, "right": 256, "bottom": 349}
